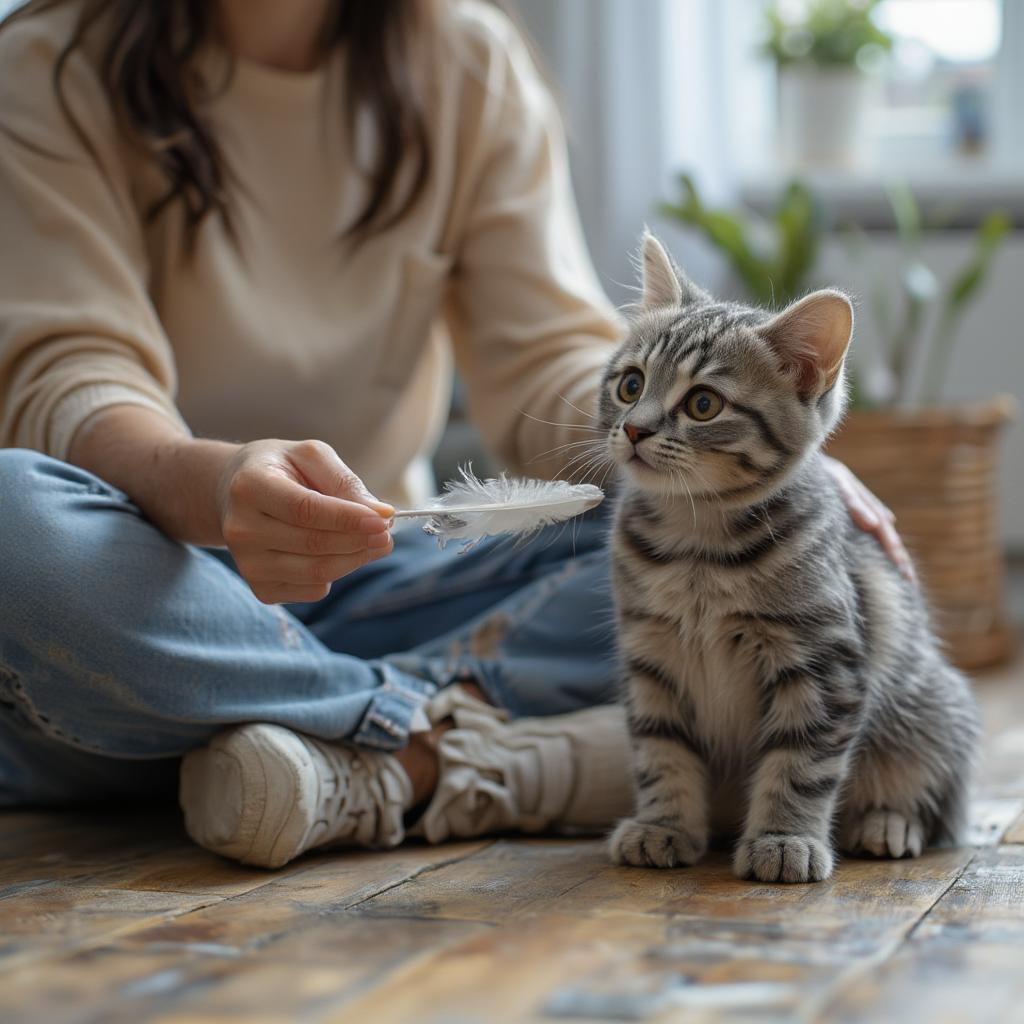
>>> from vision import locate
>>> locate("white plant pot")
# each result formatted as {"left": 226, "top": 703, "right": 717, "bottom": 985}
{"left": 778, "top": 66, "right": 874, "bottom": 169}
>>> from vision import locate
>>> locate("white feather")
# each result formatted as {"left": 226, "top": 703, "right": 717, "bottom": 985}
{"left": 393, "top": 465, "right": 605, "bottom": 550}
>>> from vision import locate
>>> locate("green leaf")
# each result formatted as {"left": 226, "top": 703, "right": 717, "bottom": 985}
{"left": 774, "top": 180, "right": 821, "bottom": 304}
{"left": 921, "top": 209, "right": 1012, "bottom": 404}
{"left": 945, "top": 210, "right": 1012, "bottom": 313}
{"left": 762, "top": 0, "right": 892, "bottom": 68}
{"left": 886, "top": 181, "right": 922, "bottom": 253}
{"left": 660, "top": 173, "right": 820, "bottom": 307}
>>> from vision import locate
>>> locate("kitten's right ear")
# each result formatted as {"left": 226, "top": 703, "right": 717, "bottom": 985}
{"left": 639, "top": 230, "right": 709, "bottom": 311}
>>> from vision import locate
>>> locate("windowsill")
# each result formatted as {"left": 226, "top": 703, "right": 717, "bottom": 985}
{"left": 739, "top": 162, "right": 1024, "bottom": 230}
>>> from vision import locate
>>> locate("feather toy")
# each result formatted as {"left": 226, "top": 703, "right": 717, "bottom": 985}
{"left": 392, "top": 465, "right": 605, "bottom": 550}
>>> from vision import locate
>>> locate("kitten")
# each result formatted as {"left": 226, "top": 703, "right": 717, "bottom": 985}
{"left": 603, "top": 232, "right": 980, "bottom": 884}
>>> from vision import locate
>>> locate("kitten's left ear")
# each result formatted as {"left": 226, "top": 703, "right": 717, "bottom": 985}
{"left": 639, "top": 230, "right": 710, "bottom": 310}
{"left": 759, "top": 290, "right": 854, "bottom": 397}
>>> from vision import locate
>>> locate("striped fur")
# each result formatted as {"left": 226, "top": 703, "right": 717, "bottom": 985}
{"left": 605, "top": 234, "right": 980, "bottom": 883}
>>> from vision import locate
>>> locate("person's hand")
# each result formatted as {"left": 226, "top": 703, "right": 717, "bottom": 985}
{"left": 822, "top": 455, "right": 914, "bottom": 581}
{"left": 217, "top": 439, "right": 394, "bottom": 604}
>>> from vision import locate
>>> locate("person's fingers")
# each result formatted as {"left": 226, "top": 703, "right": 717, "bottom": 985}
{"left": 250, "top": 581, "right": 332, "bottom": 605}
{"left": 242, "top": 470, "right": 389, "bottom": 533}
{"left": 288, "top": 440, "right": 394, "bottom": 518}
{"left": 846, "top": 495, "right": 881, "bottom": 531}
{"left": 225, "top": 512, "right": 388, "bottom": 557}
{"left": 825, "top": 455, "right": 912, "bottom": 578}
{"left": 828, "top": 459, "right": 878, "bottom": 525}
{"left": 877, "top": 518, "right": 916, "bottom": 583}
{"left": 855, "top": 480, "right": 895, "bottom": 527}
{"left": 247, "top": 544, "right": 394, "bottom": 587}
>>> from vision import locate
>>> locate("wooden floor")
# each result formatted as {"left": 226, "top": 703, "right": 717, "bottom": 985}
{"left": 2, "top": 665, "right": 1023, "bottom": 1024}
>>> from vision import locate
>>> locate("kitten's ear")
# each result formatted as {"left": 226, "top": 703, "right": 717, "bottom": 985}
{"left": 759, "top": 290, "right": 854, "bottom": 397}
{"left": 639, "top": 230, "right": 709, "bottom": 310}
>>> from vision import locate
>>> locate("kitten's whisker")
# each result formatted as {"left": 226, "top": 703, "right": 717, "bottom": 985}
{"left": 532, "top": 440, "right": 602, "bottom": 460}
{"left": 661, "top": 458, "right": 699, "bottom": 525}
{"left": 572, "top": 446, "right": 614, "bottom": 485}
{"left": 677, "top": 468, "right": 698, "bottom": 525}
{"left": 597, "top": 459, "right": 617, "bottom": 492}
{"left": 528, "top": 438, "right": 607, "bottom": 464}
{"left": 518, "top": 409, "right": 603, "bottom": 433}
{"left": 561, "top": 460, "right": 601, "bottom": 484}
{"left": 577, "top": 456, "right": 615, "bottom": 487}
{"left": 555, "top": 393, "right": 599, "bottom": 421}
{"left": 558, "top": 450, "right": 604, "bottom": 477}
{"left": 684, "top": 463, "right": 723, "bottom": 515}
{"left": 558, "top": 445, "right": 612, "bottom": 478}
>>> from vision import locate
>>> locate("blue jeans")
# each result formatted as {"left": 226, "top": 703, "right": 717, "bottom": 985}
{"left": 0, "top": 450, "right": 617, "bottom": 806}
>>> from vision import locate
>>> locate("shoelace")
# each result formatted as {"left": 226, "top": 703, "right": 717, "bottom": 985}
{"left": 416, "top": 691, "right": 575, "bottom": 843}
{"left": 305, "top": 739, "right": 404, "bottom": 848}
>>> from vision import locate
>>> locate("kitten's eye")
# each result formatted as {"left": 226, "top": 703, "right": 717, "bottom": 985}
{"left": 683, "top": 387, "right": 724, "bottom": 422}
{"left": 617, "top": 370, "right": 645, "bottom": 403}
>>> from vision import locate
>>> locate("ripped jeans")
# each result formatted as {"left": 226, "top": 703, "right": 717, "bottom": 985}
{"left": 0, "top": 450, "right": 618, "bottom": 805}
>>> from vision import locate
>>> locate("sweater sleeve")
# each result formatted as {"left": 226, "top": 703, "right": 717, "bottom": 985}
{"left": 445, "top": 4, "right": 622, "bottom": 479}
{"left": 0, "top": 16, "right": 189, "bottom": 459}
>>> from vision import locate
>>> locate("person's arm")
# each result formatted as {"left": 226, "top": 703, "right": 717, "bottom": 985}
{"left": 444, "top": 7, "right": 620, "bottom": 482}
{"left": 70, "top": 407, "right": 394, "bottom": 604}
{"left": 0, "top": 20, "right": 186, "bottom": 461}
{"left": 0, "top": 21, "right": 391, "bottom": 603}
{"left": 70, "top": 407, "right": 234, "bottom": 546}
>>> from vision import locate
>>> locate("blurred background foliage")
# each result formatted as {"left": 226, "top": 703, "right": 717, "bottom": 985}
{"left": 661, "top": 173, "right": 1010, "bottom": 410}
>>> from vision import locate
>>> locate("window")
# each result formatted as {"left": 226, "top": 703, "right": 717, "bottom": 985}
{"left": 873, "top": 0, "right": 1003, "bottom": 162}
{"left": 740, "top": 0, "right": 1022, "bottom": 170}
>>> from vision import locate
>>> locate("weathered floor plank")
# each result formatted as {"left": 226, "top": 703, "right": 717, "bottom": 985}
{"left": 331, "top": 840, "right": 979, "bottom": 1024}
{"left": 0, "top": 841, "right": 491, "bottom": 1023}
{"left": 0, "top": 804, "right": 285, "bottom": 896}
{"left": 819, "top": 846, "right": 1024, "bottom": 1023}
{"left": 0, "top": 661, "right": 1021, "bottom": 1023}
{"left": 0, "top": 915, "right": 489, "bottom": 1024}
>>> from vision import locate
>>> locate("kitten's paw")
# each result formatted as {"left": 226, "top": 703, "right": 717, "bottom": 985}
{"left": 609, "top": 818, "right": 707, "bottom": 868}
{"left": 846, "top": 809, "right": 925, "bottom": 859}
{"left": 734, "top": 833, "right": 834, "bottom": 883}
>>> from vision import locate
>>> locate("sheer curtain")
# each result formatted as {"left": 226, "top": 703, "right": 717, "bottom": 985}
{"left": 512, "top": 0, "right": 763, "bottom": 305}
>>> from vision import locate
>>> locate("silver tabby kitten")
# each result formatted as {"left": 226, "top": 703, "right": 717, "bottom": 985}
{"left": 604, "top": 232, "right": 980, "bottom": 884}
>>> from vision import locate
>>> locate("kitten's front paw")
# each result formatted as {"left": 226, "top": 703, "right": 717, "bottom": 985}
{"left": 845, "top": 809, "right": 925, "bottom": 859}
{"left": 609, "top": 817, "right": 707, "bottom": 868}
{"left": 734, "top": 833, "right": 834, "bottom": 883}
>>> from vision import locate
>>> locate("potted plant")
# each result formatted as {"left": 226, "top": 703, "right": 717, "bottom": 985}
{"left": 830, "top": 186, "right": 1015, "bottom": 669}
{"left": 660, "top": 172, "right": 824, "bottom": 306}
{"left": 763, "top": 0, "right": 892, "bottom": 169}
{"left": 662, "top": 174, "right": 1016, "bottom": 670}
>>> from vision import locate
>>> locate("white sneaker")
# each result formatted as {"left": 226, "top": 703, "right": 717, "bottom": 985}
{"left": 414, "top": 689, "right": 633, "bottom": 843}
{"left": 179, "top": 724, "right": 413, "bottom": 868}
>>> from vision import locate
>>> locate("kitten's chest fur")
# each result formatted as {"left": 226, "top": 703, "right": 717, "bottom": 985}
{"left": 612, "top": 500, "right": 772, "bottom": 760}
{"left": 666, "top": 575, "right": 757, "bottom": 750}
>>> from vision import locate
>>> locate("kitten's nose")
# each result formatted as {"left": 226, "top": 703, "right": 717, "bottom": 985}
{"left": 624, "top": 423, "right": 654, "bottom": 445}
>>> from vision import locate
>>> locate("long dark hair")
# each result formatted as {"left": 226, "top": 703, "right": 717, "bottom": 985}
{"left": 6, "top": 0, "right": 434, "bottom": 245}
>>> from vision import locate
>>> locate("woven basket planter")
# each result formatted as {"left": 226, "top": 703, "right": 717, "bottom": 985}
{"left": 826, "top": 396, "right": 1018, "bottom": 671}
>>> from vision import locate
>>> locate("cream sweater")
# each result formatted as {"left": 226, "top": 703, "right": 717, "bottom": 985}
{"left": 0, "top": 2, "right": 620, "bottom": 507}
